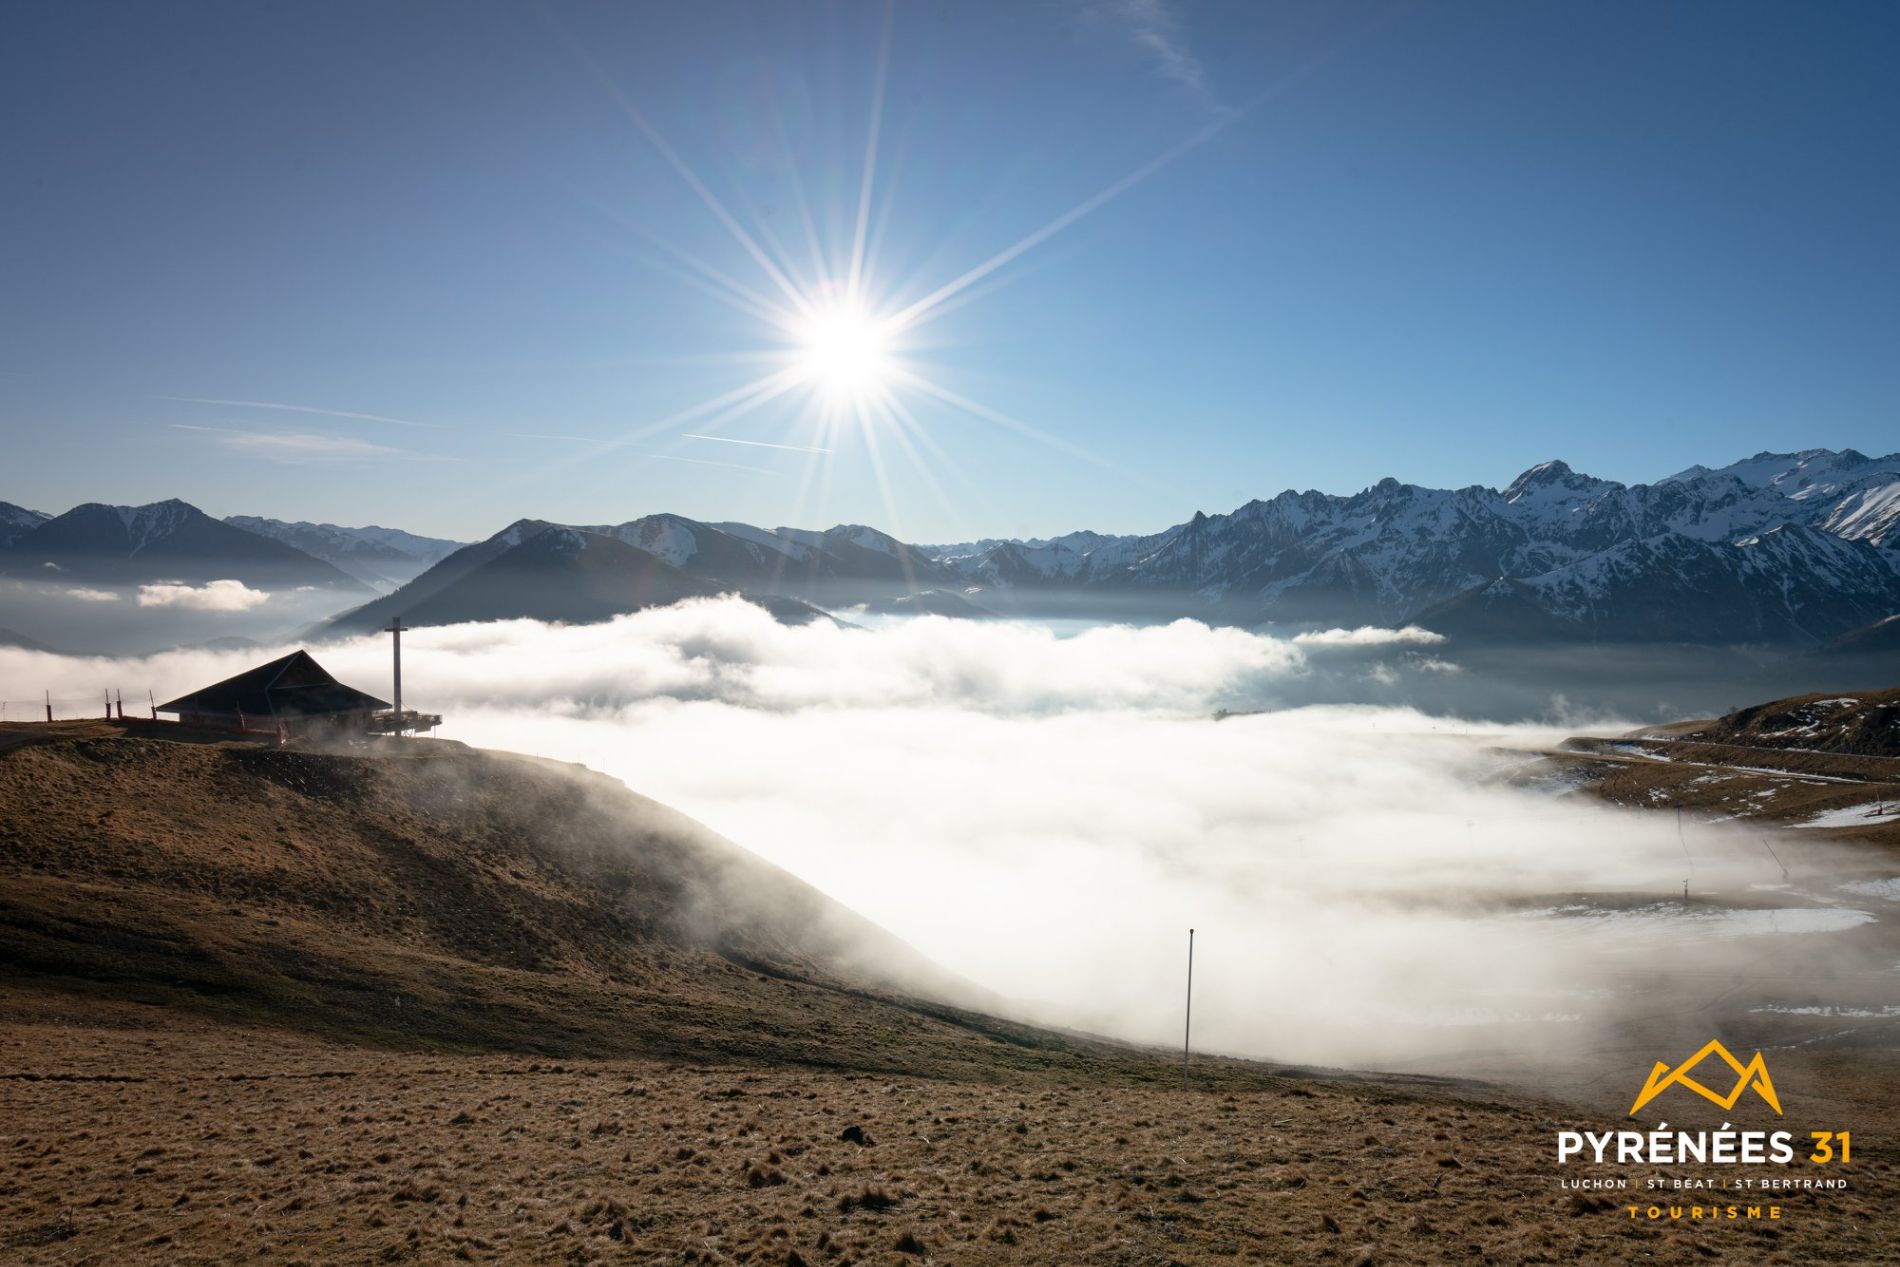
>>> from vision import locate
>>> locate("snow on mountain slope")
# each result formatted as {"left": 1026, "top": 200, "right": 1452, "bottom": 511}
{"left": 833, "top": 524, "right": 899, "bottom": 557}
{"left": 0, "top": 501, "right": 50, "bottom": 548}
{"left": 1663, "top": 449, "right": 1900, "bottom": 547}
{"left": 602, "top": 514, "right": 699, "bottom": 568}
{"left": 315, "top": 446, "right": 1900, "bottom": 645}
{"left": 711, "top": 521, "right": 815, "bottom": 564}
{"left": 920, "top": 449, "right": 1900, "bottom": 640}
{"left": 1666, "top": 447, "right": 1887, "bottom": 497}
{"left": 115, "top": 500, "right": 194, "bottom": 551}
{"left": 1420, "top": 524, "right": 1899, "bottom": 644}
{"left": 1817, "top": 478, "right": 1900, "bottom": 547}
{"left": 593, "top": 517, "right": 956, "bottom": 589}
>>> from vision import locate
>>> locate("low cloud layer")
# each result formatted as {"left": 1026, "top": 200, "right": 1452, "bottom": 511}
{"left": 0, "top": 597, "right": 1866, "bottom": 1069}
{"left": 136, "top": 579, "right": 271, "bottom": 611}
{"left": 1290, "top": 624, "right": 1445, "bottom": 648}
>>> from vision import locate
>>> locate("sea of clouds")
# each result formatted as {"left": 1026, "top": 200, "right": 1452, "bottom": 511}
{"left": 0, "top": 596, "right": 1851, "bottom": 1068}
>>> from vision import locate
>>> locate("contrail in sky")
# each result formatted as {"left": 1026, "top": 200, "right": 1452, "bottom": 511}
{"left": 683, "top": 433, "right": 833, "bottom": 454}
{"left": 156, "top": 396, "right": 447, "bottom": 429}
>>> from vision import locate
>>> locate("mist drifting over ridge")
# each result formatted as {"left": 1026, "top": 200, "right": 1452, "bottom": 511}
{"left": 0, "top": 597, "right": 1868, "bottom": 1068}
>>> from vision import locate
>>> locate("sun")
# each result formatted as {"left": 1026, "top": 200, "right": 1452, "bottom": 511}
{"left": 792, "top": 299, "right": 896, "bottom": 404}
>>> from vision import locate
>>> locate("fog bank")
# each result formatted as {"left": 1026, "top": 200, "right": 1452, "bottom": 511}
{"left": 0, "top": 598, "right": 1870, "bottom": 1068}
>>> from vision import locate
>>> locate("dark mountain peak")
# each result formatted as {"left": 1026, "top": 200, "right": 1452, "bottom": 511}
{"left": 2, "top": 496, "right": 360, "bottom": 589}
{"left": 822, "top": 522, "right": 901, "bottom": 549}
{"left": 65, "top": 497, "right": 198, "bottom": 520}
{"left": 613, "top": 512, "right": 702, "bottom": 544}
{"left": 531, "top": 525, "right": 594, "bottom": 554}
{"left": 621, "top": 510, "right": 698, "bottom": 528}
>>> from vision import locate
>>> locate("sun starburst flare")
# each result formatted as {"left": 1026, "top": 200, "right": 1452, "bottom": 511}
{"left": 788, "top": 297, "right": 898, "bottom": 406}
{"left": 542, "top": 5, "right": 1242, "bottom": 535}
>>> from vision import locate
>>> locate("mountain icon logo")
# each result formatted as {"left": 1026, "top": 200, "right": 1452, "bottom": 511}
{"left": 1628, "top": 1040, "right": 1782, "bottom": 1117}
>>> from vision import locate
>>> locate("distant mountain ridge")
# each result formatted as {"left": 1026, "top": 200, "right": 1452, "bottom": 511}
{"left": 321, "top": 519, "right": 844, "bottom": 633}
{"left": 923, "top": 449, "right": 1900, "bottom": 645}
{"left": 0, "top": 499, "right": 364, "bottom": 591}
{"left": 12, "top": 447, "right": 1900, "bottom": 648}
{"left": 1664, "top": 447, "right": 1900, "bottom": 545}
{"left": 225, "top": 515, "right": 465, "bottom": 590}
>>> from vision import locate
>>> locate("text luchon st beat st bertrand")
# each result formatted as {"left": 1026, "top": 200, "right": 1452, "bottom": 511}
{"left": 1556, "top": 1122, "right": 1852, "bottom": 1222}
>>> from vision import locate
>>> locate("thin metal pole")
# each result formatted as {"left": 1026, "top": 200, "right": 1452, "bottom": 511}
{"left": 388, "top": 616, "right": 404, "bottom": 728}
{"left": 1677, "top": 807, "right": 1692, "bottom": 899}
{"left": 1182, "top": 928, "right": 1194, "bottom": 1089}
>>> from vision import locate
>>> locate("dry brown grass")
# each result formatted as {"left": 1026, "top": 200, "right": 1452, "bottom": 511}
{"left": 4, "top": 725, "right": 1899, "bottom": 1264}
{"left": 7, "top": 995, "right": 1895, "bottom": 1266}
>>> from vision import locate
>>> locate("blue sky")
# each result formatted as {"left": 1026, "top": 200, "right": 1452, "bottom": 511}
{"left": 3, "top": 1, "right": 1896, "bottom": 543}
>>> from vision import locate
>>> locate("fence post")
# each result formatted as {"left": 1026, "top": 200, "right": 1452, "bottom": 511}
{"left": 45, "top": 691, "right": 52, "bottom": 723}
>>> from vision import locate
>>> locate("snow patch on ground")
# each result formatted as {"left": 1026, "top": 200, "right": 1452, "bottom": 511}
{"left": 1839, "top": 878, "right": 1900, "bottom": 902}
{"left": 1796, "top": 804, "right": 1893, "bottom": 828}
{"left": 1516, "top": 903, "right": 1875, "bottom": 939}
{"left": 1749, "top": 1004, "right": 1900, "bottom": 1018}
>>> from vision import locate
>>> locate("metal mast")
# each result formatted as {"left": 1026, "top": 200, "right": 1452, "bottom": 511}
{"left": 387, "top": 616, "right": 403, "bottom": 729}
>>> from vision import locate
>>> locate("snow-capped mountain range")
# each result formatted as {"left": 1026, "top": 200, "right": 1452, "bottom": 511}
{"left": 7, "top": 448, "right": 1898, "bottom": 647}
{"left": 923, "top": 449, "right": 1900, "bottom": 644}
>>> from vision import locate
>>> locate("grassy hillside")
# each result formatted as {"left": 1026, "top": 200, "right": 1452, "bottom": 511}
{"left": 1533, "top": 688, "right": 1900, "bottom": 829}
{"left": 0, "top": 725, "right": 1267, "bottom": 1086}
{"left": 1676, "top": 686, "right": 1900, "bottom": 758}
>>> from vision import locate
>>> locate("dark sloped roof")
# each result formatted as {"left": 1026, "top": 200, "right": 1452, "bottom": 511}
{"left": 157, "top": 649, "right": 389, "bottom": 718}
